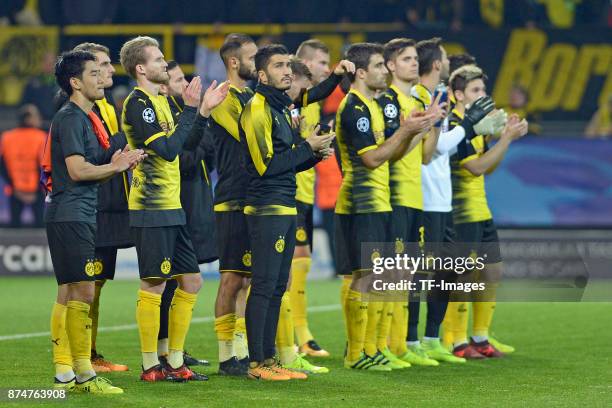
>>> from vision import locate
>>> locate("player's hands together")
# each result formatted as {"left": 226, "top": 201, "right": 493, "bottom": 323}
{"left": 200, "top": 80, "right": 230, "bottom": 117}
{"left": 474, "top": 109, "right": 508, "bottom": 137}
{"left": 400, "top": 110, "right": 434, "bottom": 136}
{"left": 182, "top": 76, "right": 203, "bottom": 108}
{"left": 111, "top": 145, "right": 146, "bottom": 173}
{"left": 500, "top": 114, "right": 528, "bottom": 141}
{"left": 463, "top": 96, "right": 495, "bottom": 127}
{"left": 334, "top": 60, "right": 356, "bottom": 75}
{"left": 306, "top": 124, "right": 335, "bottom": 153}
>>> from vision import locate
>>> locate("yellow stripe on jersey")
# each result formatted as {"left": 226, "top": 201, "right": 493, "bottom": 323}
{"left": 244, "top": 205, "right": 297, "bottom": 216}
{"left": 388, "top": 85, "right": 424, "bottom": 210}
{"left": 144, "top": 131, "right": 167, "bottom": 146}
{"left": 295, "top": 102, "right": 319, "bottom": 205}
{"left": 210, "top": 85, "right": 244, "bottom": 141}
{"left": 241, "top": 93, "right": 273, "bottom": 176}
{"left": 214, "top": 201, "right": 244, "bottom": 212}
{"left": 95, "top": 97, "right": 119, "bottom": 134}
{"left": 449, "top": 108, "right": 492, "bottom": 223}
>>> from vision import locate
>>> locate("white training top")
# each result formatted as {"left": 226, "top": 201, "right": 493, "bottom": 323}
{"left": 422, "top": 121, "right": 466, "bottom": 212}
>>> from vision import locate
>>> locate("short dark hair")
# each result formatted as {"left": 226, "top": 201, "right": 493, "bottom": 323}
{"left": 219, "top": 33, "right": 254, "bottom": 68}
{"left": 254, "top": 44, "right": 289, "bottom": 72}
{"left": 166, "top": 60, "right": 179, "bottom": 72}
{"left": 416, "top": 37, "right": 443, "bottom": 76}
{"left": 345, "top": 42, "right": 384, "bottom": 83}
{"left": 54, "top": 50, "right": 96, "bottom": 96}
{"left": 290, "top": 58, "right": 312, "bottom": 81}
{"left": 296, "top": 39, "right": 329, "bottom": 59}
{"left": 449, "top": 53, "right": 477, "bottom": 77}
{"left": 383, "top": 38, "right": 416, "bottom": 64}
{"left": 449, "top": 65, "right": 487, "bottom": 94}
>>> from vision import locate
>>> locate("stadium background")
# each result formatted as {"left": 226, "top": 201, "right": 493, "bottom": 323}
{"left": 0, "top": 2, "right": 610, "bottom": 407}
{"left": 1, "top": 0, "right": 611, "bottom": 280}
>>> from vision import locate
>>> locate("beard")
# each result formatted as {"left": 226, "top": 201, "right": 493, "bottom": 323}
{"left": 149, "top": 70, "right": 170, "bottom": 85}
{"left": 238, "top": 64, "right": 257, "bottom": 81}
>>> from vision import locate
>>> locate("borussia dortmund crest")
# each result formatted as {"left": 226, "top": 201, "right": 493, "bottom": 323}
{"left": 275, "top": 236, "right": 286, "bottom": 253}
{"left": 160, "top": 258, "right": 172, "bottom": 275}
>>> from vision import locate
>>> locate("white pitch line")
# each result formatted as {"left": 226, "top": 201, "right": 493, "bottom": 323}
{"left": 0, "top": 304, "right": 341, "bottom": 342}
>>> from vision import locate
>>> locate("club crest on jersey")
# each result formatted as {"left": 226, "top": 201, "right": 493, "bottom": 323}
{"left": 242, "top": 251, "right": 252, "bottom": 267}
{"left": 296, "top": 227, "right": 307, "bottom": 242}
{"left": 93, "top": 260, "right": 103, "bottom": 275}
{"left": 370, "top": 248, "right": 381, "bottom": 263}
{"left": 160, "top": 258, "right": 171, "bottom": 275}
{"left": 84, "top": 260, "right": 95, "bottom": 277}
{"left": 395, "top": 238, "right": 404, "bottom": 255}
{"left": 142, "top": 108, "right": 156, "bottom": 123}
{"left": 384, "top": 103, "right": 398, "bottom": 119}
{"left": 356, "top": 117, "right": 370, "bottom": 132}
{"left": 275, "top": 236, "right": 286, "bottom": 253}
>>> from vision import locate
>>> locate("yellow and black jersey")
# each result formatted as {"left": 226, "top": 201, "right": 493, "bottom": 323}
{"left": 335, "top": 89, "right": 391, "bottom": 214}
{"left": 209, "top": 85, "right": 254, "bottom": 211}
{"left": 448, "top": 109, "right": 492, "bottom": 224}
{"left": 239, "top": 85, "right": 319, "bottom": 215}
{"left": 377, "top": 85, "right": 424, "bottom": 210}
{"left": 295, "top": 102, "right": 319, "bottom": 205}
{"left": 292, "top": 72, "right": 343, "bottom": 206}
{"left": 92, "top": 92, "right": 132, "bottom": 247}
{"left": 122, "top": 87, "right": 198, "bottom": 227}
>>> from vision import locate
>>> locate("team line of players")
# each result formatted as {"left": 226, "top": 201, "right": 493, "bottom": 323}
{"left": 45, "top": 33, "right": 527, "bottom": 392}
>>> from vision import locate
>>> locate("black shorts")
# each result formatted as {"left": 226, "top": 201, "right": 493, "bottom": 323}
{"left": 246, "top": 214, "right": 296, "bottom": 294}
{"left": 334, "top": 212, "right": 391, "bottom": 276}
{"left": 389, "top": 206, "right": 424, "bottom": 256}
{"left": 454, "top": 219, "right": 502, "bottom": 264}
{"left": 296, "top": 201, "right": 313, "bottom": 251}
{"left": 47, "top": 222, "right": 97, "bottom": 285}
{"left": 131, "top": 225, "right": 200, "bottom": 280}
{"left": 92, "top": 246, "right": 117, "bottom": 281}
{"left": 215, "top": 211, "right": 251, "bottom": 275}
{"left": 423, "top": 211, "right": 455, "bottom": 259}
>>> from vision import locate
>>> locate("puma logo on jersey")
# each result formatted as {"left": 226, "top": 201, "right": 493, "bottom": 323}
{"left": 354, "top": 105, "right": 365, "bottom": 112}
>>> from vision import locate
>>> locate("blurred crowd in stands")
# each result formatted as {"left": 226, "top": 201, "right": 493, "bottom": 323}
{"left": 1, "top": 0, "right": 611, "bottom": 228}
{"left": 1, "top": 0, "right": 611, "bottom": 29}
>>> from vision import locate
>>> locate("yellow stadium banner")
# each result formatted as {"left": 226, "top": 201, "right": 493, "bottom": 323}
{"left": 0, "top": 27, "right": 59, "bottom": 104}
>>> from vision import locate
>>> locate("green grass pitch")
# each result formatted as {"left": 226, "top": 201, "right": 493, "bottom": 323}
{"left": 0, "top": 277, "right": 610, "bottom": 407}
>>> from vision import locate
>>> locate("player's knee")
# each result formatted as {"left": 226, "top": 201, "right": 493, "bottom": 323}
{"left": 69, "top": 282, "right": 95, "bottom": 304}
{"left": 178, "top": 273, "right": 202, "bottom": 294}
{"left": 56, "top": 284, "right": 70, "bottom": 304}
{"left": 220, "top": 273, "right": 244, "bottom": 296}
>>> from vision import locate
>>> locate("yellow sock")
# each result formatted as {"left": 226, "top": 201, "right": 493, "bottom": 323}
{"left": 340, "top": 276, "right": 351, "bottom": 338}
{"left": 290, "top": 257, "right": 313, "bottom": 346}
{"left": 444, "top": 301, "right": 469, "bottom": 347}
{"left": 65, "top": 300, "right": 94, "bottom": 379}
{"left": 136, "top": 289, "right": 161, "bottom": 370}
{"left": 364, "top": 301, "right": 383, "bottom": 356}
{"left": 89, "top": 283, "right": 102, "bottom": 351}
{"left": 168, "top": 288, "right": 198, "bottom": 361}
{"left": 234, "top": 317, "right": 248, "bottom": 360}
{"left": 50, "top": 303, "right": 73, "bottom": 377}
{"left": 473, "top": 301, "right": 496, "bottom": 339}
{"left": 346, "top": 289, "right": 368, "bottom": 361}
{"left": 441, "top": 316, "right": 454, "bottom": 348}
{"left": 473, "top": 283, "right": 498, "bottom": 338}
{"left": 215, "top": 313, "right": 236, "bottom": 362}
{"left": 377, "top": 302, "right": 394, "bottom": 351}
{"left": 389, "top": 300, "right": 408, "bottom": 355}
{"left": 276, "top": 292, "right": 296, "bottom": 365}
